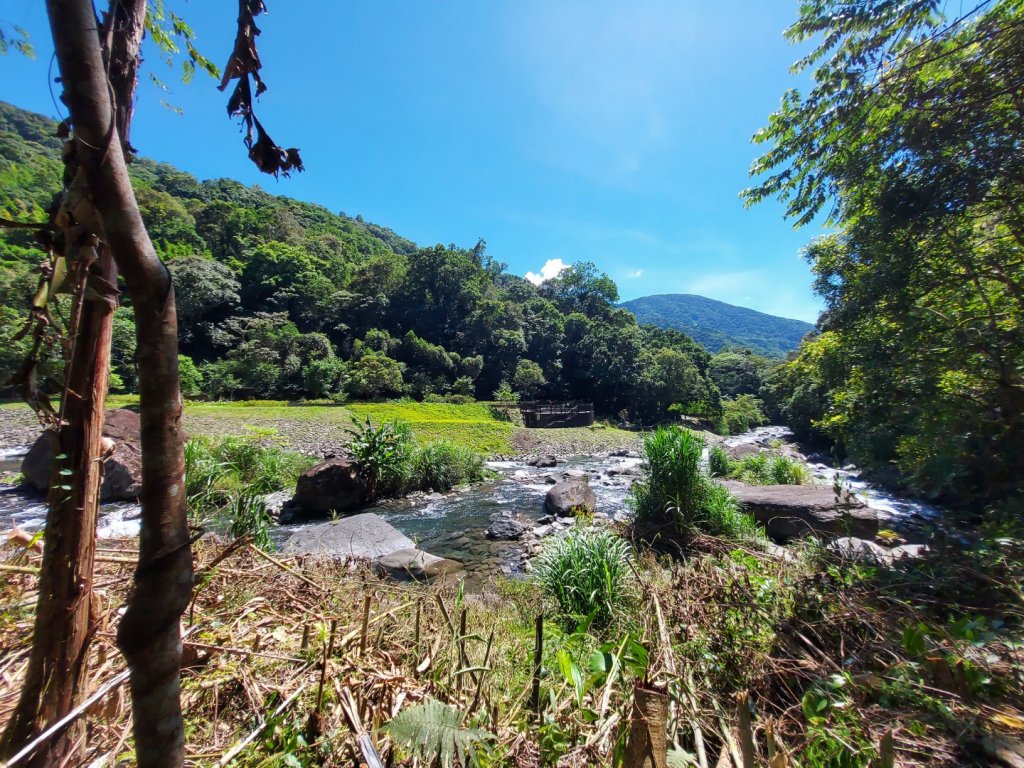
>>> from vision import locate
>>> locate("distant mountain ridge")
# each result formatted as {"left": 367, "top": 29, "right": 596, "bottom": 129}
{"left": 621, "top": 294, "right": 814, "bottom": 357}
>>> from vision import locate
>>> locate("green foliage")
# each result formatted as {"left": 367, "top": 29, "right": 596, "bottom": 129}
{"left": 745, "top": 2, "right": 1024, "bottom": 510}
{"left": 183, "top": 433, "right": 313, "bottom": 549}
{"left": 718, "top": 394, "right": 767, "bottom": 435}
{"left": 512, "top": 358, "right": 546, "bottom": 399}
{"left": 729, "top": 452, "right": 808, "bottom": 486}
{"left": 622, "top": 294, "right": 813, "bottom": 357}
{"left": 345, "top": 416, "right": 415, "bottom": 499}
{"left": 383, "top": 698, "right": 492, "bottom": 768}
{"left": 533, "top": 528, "right": 634, "bottom": 629}
{"left": 708, "top": 445, "right": 731, "bottom": 478}
{"left": 629, "top": 426, "right": 764, "bottom": 543}
{"left": 178, "top": 354, "right": 203, "bottom": 397}
{"left": 413, "top": 441, "right": 484, "bottom": 492}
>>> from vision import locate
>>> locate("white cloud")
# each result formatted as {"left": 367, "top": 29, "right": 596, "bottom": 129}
{"left": 525, "top": 258, "right": 569, "bottom": 285}
{"left": 626, "top": 269, "right": 645, "bottom": 279}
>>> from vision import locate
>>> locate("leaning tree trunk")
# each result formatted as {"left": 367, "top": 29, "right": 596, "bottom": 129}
{"left": 0, "top": 2, "right": 147, "bottom": 764}
{"left": 46, "top": 2, "right": 194, "bottom": 767}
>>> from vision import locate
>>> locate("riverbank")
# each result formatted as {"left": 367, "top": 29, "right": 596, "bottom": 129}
{"left": 0, "top": 400, "right": 642, "bottom": 460}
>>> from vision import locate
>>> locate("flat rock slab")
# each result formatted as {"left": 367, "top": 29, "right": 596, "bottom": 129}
{"left": 721, "top": 480, "right": 877, "bottom": 542}
{"left": 281, "top": 512, "right": 414, "bottom": 559}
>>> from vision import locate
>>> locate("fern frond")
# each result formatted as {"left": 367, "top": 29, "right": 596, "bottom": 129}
{"left": 383, "top": 698, "right": 492, "bottom": 768}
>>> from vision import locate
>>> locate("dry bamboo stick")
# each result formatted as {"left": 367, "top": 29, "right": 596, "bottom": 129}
{"left": 735, "top": 692, "right": 756, "bottom": 768}
{"left": 4, "top": 669, "right": 130, "bottom": 767}
{"left": 246, "top": 544, "right": 326, "bottom": 592}
{"left": 217, "top": 682, "right": 309, "bottom": 766}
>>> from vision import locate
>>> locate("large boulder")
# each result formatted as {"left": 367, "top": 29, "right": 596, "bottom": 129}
{"left": 375, "top": 548, "right": 463, "bottom": 581}
{"left": 720, "top": 480, "right": 877, "bottom": 542}
{"left": 293, "top": 458, "right": 366, "bottom": 516}
{"left": 544, "top": 479, "right": 597, "bottom": 518}
{"left": 281, "top": 512, "right": 414, "bottom": 559}
{"left": 21, "top": 409, "right": 142, "bottom": 501}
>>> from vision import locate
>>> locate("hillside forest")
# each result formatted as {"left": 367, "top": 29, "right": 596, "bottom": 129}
{"left": 1, "top": 101, "right": 748, "bottom": 427}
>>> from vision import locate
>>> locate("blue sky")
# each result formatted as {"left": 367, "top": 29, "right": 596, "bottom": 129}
{"left": 1, "top": 1, "right": 824, "bottom": 322}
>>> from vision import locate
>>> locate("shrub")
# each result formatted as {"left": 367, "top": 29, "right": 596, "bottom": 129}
{"left": 533, "top": 528, "right": 634, "bottom": 629}
{"left": 629, "top": 426, "right": 764, "bottom": 543}
{"left": 345, "top": 416, "right": 415, "bottom": 499}
{"left": 414, "top": 441, "right": 485, "bottom": 492}
{"left": 718, "top": 394, "right": 768, "bottom": 435}
{"left": 708, "top": 445, "right": 732, "bottom": 477}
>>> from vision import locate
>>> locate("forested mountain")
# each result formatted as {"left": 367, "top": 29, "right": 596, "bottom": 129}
{"left": 620, "top": 294, "right": 814, "bottom": 357}
{"left": 0, "top": 101, "right": 722, "bottom": 422}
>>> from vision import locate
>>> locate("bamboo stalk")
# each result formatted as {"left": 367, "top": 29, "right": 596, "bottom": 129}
{"left": 359, "top": 593, "right": 372, "bottom": 657}
{"left": 735, "top": 692, "right": 756, "bottom": 768}
{"left": 531, "top": 614, "right": 544, "bottom": 721}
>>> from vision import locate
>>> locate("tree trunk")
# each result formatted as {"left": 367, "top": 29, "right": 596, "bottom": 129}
{"left": 0, "top": 0, "right": 145, "bottom": 762}
{"left": 46, "top": 2, "right": 193, "bottom": 767}
{"left": 0, "top": 248, "right": 116, "bottom": 767}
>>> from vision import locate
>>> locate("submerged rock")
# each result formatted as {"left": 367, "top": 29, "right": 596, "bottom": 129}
{"left": 721, "top": 480, "right": 877, "bottom": 542}
{"left": 293, "top": 458, "right": 366, "bottom": 516}
{"left": 375, "top": 548, "right": 463, "bottom": 581}
{"left": 281, "top": 512, "right": 413, "bottom": 559}
{"left": 21, "top": 409, "right": 142, "bottom": 502}
{"left": 486, "top": 513, "right": 527, "bottom": 540}
{"left": 528, "top": 455, "right": 558, "bottom": 468}
{"left": 544, "top": 479, "right": 597, "bottom": 517}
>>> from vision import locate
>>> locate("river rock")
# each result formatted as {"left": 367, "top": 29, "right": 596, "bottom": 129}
{"left": 890, "top": 543, "right": 929, "bottom": 561}
{"left": 281, "top": 512, "right": 415, "bottom": 559}
{"left": 21, "top": 409, "right": 142, "bottom": 501}
{"left": 720, "top": 480, "right": 876, "bottom": 541}
{"left": 528, "top": 455, "right": 557, "bottom": 468}
{"left": 827, "top": 536, "right": 890, "bottom": 564}
{"left": 293, "top": 458, "right": 366, "bottom": 515}
{"left": 544, "top": 479, "right": 597, "bottom": 517}
{"left": 726, "top": 443, "right": 764, "bottom": 460}
{"left": 375, "top": 548, "right": 463, "bottom": 581}
{"left": 486, "top": 513, "right": 527, "bottom": 540}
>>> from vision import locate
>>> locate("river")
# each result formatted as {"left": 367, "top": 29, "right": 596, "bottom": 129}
{"left": 1, "top": 427, "right": 941, "bottom": 572}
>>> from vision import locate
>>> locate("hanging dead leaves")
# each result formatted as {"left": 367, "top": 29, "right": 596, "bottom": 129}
{"left": 219, "top": 0, "right": 303, "bottom": 178}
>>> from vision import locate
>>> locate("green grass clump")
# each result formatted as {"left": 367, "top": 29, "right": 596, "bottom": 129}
{"left": 533, "top": 528, "right": 634, "bottom": 629}
{"left": 629, "top": 426, "right": 764, "bottom": 543}
{"left": 184, "top": 433, "right": 314, "bottom": 549}
{"left": 729, "top": 453, "right": 808, "bottom": 485}
{"left": 346, "top": 416, "right": 416, "bottom": 499}
{"left": 413, "top": 440, "right": 485, "bottom": 492}
{"left": 708, "top": 445, "right": 732, "bottom": 477}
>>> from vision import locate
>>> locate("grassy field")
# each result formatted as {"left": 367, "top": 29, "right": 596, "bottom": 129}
{"left": 1, "top": 398, "right": 640, "bottom": 457}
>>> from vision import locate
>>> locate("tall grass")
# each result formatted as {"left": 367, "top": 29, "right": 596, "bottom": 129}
{"left": 729, "top": 453, "right": 808, "bottom": 485}
{"left": 629, "top": 426, "right": 764, "bottom": 543}
{"left": 413, "top": 441, "right": 485, "bottom": 492}
{"left": 533, "top": 529, "right": 634, "bottom": 629}
{"left": 184, "top": 435, "right": 314, "bottom": 549}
